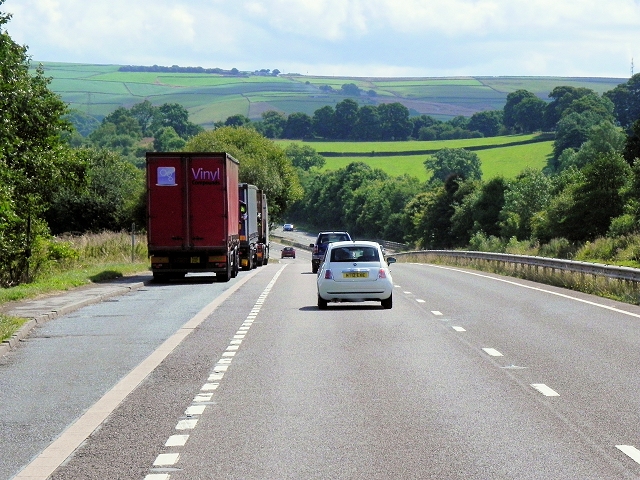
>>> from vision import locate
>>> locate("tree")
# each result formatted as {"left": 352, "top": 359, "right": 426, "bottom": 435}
{"left": 351, "top": 105, "right": 381, "bottom": 140}
{"left": 499, "top": 169, "right": 552, "bottom": 240}
{"left": 0, "top": 2, "right": 74, "bottom": 284}
{"left": 333, "top": 99, "right": 359, "bottom": 139}
{"left": 185, "top": 127, "right": 303, "bottom": 221}
{"left": 513, "top": 96, "right": 546, "bottom": 133}
{"left": 472, "top": 177, "right": 507, "bottom": 237}
{"left": 312, "top": 105, "right": 335, "bottom": 139}
{"left": 503, "top": 89, "right": 538, "bottom": 132}
{"left": 259, "top": 110, "right": 286, "bottom": 138}
{"left": 158, "top": 103, "right": 202, "bottom": 139}
{"left": 285, "top": 144, "right": 325, "bottom": 170}
{"left": 341, "top": 83, "right": 361, "bottom": 96}
{"left": 552, "top": 109, "right": 611, "bottom": 163}
{"left": 64, "top": 109, "right": 101, "bottom": 137}
{"left": 378, "top": 102, "right": 412, "bottom": 140}
{"left": 623, "top": 118, "right": 640, "bottom": 165}
{"left": 153, "top": 127, "right": 186, "bottom": 151}
{"left": 45, "top": 148, "right": 145, "bottom": 234}
{"left": 103, "top": 107, "right": 143, "bottom": 137}
{"left": 544, "top": 86, "right": 595, "bottom": 130}
{"left": 225, "top": 114, "right": 251, "bottom": 127}
{"left": 468, "top": 110, "right": 503, "bottom": 137}
{"left": 283, "top": 112, "right": 312, "bottom": 139}
{"left": 130, "top": 100, "right": 161, "bottom": 136}
{"left": 560, "top": 153, "right": 631, "bottom": 241}
{"left": 556, "top": 121, "right": 626, "bottom": 172}
{"left": 604, "top": 73, "right": 640, "bottom": 129}
{"left": 424, "top": 148, "right": 482, "bottom": 184}
{"left": 410, "top": 115, "right": 438, "bottom": 139}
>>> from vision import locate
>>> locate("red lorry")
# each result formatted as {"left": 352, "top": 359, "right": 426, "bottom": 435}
{"left": 146, "top": 152, "right": 240, "bottom": 282}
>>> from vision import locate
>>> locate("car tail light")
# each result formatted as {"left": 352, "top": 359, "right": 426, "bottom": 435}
{"left": 313, "top": 246, "right": 319, "bottom": 254}
{"left": 378, "top": 269, "right": 387, "bottom": 279}
{"left": 324, "top": 270, "right": 333, "bottom": 280}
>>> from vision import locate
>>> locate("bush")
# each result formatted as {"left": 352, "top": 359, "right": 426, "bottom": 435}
{"left": 537, "top": 238, "right": 576, "bottom": 259}
{"left": 608, "top": 214, "right": 638, "bottom": 237}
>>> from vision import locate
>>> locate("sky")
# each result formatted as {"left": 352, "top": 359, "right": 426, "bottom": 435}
{"left": 3, "top": 0, "right": 640, "bottom": 78}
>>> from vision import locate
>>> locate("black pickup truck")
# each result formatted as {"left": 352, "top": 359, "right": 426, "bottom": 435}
{"left": 310, "top": 231, "right": 352, "bottom": 273}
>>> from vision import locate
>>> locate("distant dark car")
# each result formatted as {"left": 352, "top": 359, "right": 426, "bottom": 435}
{"left": 281, "top": 246, "right": 296, "bottom": 258}
{"left": 309, "top": 231, "right": 351, "bottom": 273}
{"left": 283, "top": 223, "right": 294, "bottom": 231}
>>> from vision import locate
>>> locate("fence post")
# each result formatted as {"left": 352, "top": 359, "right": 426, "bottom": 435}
{"left": 131, "top": 223, "right": 136, "bottom": 263}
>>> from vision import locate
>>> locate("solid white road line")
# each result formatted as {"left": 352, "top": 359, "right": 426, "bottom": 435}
{"left": 13, "top": 268, "right": 262, "bottom": 480}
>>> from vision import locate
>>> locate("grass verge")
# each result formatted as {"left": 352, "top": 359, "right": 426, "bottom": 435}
{"left": 0, "top": 261, "right": 149, "bottom": 343}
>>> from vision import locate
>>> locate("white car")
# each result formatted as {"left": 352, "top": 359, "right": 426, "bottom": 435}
{"left": 316, "top": 241, "right": 396, "bottom": 309}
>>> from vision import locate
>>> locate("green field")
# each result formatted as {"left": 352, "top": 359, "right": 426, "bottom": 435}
{"left": 279, "top": 135, "right": 553, "bottom": 181}
{"left": 33, "top": 62, "right": 627, "bottom": 124}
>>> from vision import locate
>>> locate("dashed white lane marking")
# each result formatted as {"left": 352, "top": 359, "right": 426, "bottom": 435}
{"left": 530, "top": 384, "right": 560, "bottom": 397}
{"left": 616, "top": 445, "right": 640, "bottom": 464}
{"left": 403, "top": 291, "right": 412, "bottom": 294}
{"left": 452, "top": 326, "right": 466, "bottom": 332}
{"left": 431, "top": 311, "right": 443, "bottom": 316}
{"left": 185, "top": 405, "right": 206, "bottom": 416}
{"left": 14, "top": 267, "right": 262, "bottom": 480}
{"left": 153, "top": 453, "right": 180, "bottom": 466}
{"left": 416, "top": 299, "right": 426, "bottom": 303}
{"left": 176, "top": 419, "right": 198, "bottom": 430}
{"left": 426, "top": 263, "right": 640, "bottom": 320}
{"left": 165, "top": 435, "right": 189, "bottom": 447}
{"left": 145, "top": 265, "right": 288, "bottom": 479}
{"left": 482, "top": 348, "right": 503, "bottom": 357}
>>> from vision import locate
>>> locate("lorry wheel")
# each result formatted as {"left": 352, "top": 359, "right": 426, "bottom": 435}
{"left": 153, "top": 273, "right": 169, "bottom": 283}
{"left": 230, "top": 253, "right": 237, "bottom": 278}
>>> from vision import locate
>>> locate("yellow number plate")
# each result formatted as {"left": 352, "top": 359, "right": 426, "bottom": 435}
{"left": 344, "top": 272, "right": 368, "bottom": 278}
{"left": 190, "top": 257, "right": 201, "bottom": 264}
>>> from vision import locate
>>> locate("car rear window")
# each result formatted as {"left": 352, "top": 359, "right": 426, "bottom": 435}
{"left": 319, "top": 233, "right": 350, "bottom": 244}
{"left": 330, "top": 246, "right": 379, "bottom": 262}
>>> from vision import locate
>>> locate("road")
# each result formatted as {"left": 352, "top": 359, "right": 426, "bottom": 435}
{"left": 3, "top": 240, "right": 640, "bottom": 479}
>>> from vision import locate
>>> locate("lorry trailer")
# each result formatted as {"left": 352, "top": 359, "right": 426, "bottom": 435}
{"left": 146, "top": 152, "right": 240, "bottom": 282}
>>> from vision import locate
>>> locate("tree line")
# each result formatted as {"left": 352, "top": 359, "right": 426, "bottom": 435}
{"left": 0, "top": 2, "right": 302, "bottom": 287}
{"left": 215, "top": 76, "right": 639, "bottom": 145}
{"left": 3, "top": 0, "right": 640, "bottom": 288}
{"left": 289, "top": 78, "right": 640, "bottom": 255}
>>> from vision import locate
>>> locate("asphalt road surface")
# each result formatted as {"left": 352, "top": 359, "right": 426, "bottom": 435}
{"left": 3, "top": 243, "right": 640, "bottom": 479}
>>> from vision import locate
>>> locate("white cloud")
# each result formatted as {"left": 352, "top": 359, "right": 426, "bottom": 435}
{"left": 2, "top": 0, "right": 639, "bottom": 77}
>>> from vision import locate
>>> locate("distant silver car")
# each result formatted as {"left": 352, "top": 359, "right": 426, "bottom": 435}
{"left": 316, "top": 241, "right": 395, "bottom": 309}
{"left": 283, "top": 223, "right": 294, "bottom": 231}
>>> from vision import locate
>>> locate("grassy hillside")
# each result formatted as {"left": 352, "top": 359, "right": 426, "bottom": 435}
{"left": 278, "top": 135, "right": 553, "bottom": 181}
{"left": 34, "top": 62, "right": 626, "bottom": 125}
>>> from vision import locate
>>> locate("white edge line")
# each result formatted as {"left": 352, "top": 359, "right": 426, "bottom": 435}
{"left": 424, "top": 264, "right": 640, "bottom": 319}
{"left": 13, "top": 267, "right": 270, "bottom": 480}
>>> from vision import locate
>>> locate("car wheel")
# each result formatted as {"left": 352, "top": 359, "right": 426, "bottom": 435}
{"left": 317, "top": 295, "right": 328, "bottom": 310}
{"left": 381, "top": 294, "right": 392, "bottom": 309}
